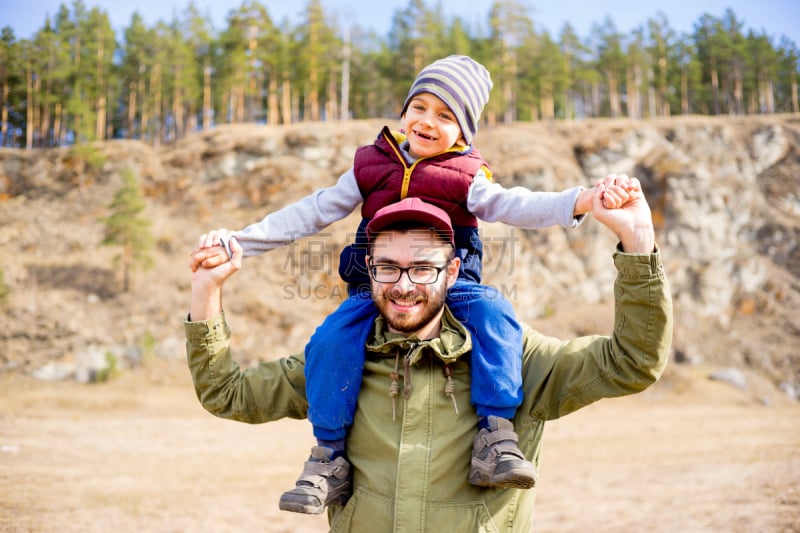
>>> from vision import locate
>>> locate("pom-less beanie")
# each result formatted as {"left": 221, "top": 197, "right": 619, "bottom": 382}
{"left": 400, "top": 55, "right": 493, "bottom": 146}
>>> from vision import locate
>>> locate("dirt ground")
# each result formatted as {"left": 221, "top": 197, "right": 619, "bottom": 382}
{"left": 1, "top": 360, "right": 798, "bottom": 533}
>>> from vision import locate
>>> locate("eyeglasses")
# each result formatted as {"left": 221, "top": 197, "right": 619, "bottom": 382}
{"left": 368, "top": 261, "right": 451, "bottom": 284}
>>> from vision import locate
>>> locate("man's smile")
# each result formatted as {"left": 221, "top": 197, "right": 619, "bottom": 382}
{"left": 387, "top": 293, "right": 424, "bottom": 311}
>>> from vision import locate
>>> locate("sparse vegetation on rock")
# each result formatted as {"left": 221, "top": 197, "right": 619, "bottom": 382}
{"left": 100, "top": 167, "right": 155, "bottom": 292}
{"left": 1, "top": 117, "right": 798, "bottom": 399}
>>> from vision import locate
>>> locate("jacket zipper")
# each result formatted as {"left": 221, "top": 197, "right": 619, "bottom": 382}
{"left": 381, "top": 129, "right": 453, "bottom": 200}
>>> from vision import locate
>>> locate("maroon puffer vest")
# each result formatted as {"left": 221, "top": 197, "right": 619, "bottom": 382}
{"left": 353, "top": 126, "right": 488, "bottom": 227}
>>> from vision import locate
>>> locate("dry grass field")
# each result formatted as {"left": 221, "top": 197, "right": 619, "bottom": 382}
{"left": 1, "top": 360, "right": 798, "bottom": 532}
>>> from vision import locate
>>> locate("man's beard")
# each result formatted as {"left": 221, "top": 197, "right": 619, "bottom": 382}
{"left": 372, "top": 284, "right": 448, "bottom": 334}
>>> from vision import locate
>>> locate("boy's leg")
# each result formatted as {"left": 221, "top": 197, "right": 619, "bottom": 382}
{"left": 447, "top": 281, "right": 537, "bottom": 489}
{"left": 279, "top": 293, "right": 376, "bottom": 514}
{"left": 468, "top": 415, "right": 537, "bottom": 489}
{"left": 448, "top": 281, "right": 522, "bottom": 415}
{"left": 278, "top": 446, "right": 352, "bottom": 514}
{"left": 304, "top": 291, "right": 376, "bottom": 441}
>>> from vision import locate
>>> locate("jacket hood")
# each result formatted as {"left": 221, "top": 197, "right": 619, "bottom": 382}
{"left": 365, "top": 305, "right": 472, "bottom": 365}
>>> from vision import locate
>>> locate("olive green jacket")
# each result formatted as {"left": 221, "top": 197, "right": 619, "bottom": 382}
{"left": 185, "top": 251, "right": 672, "bottom": 532}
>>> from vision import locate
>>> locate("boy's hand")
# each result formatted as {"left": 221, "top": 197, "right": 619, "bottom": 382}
{"left": 189, "top": 229, "right": 234, "bottom": 272}
{"left": 597, "top": 174, "right": 641, "bottom": 209}
{"left": 592, "top": 177, "right": 654, "bottom": 253}
{"left": 574, "top": 174, "right": 642, "bottom": 215}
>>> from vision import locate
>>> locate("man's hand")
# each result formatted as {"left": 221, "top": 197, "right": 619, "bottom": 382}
{"left": 189, "top": 236, "right": 243, "bottom": 321}
{"left": 190, "top": 228, "right": 233, "bottom": 272}
{"left": 190, "top": 245, "right": 230, "bottom": 272}
{"left": 591, "top": 177, "right": 655, "bottom": 254}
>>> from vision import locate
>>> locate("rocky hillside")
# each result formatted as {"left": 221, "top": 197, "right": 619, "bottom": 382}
{"left": 1, "top": 116, "right": 799, "bottom": 399}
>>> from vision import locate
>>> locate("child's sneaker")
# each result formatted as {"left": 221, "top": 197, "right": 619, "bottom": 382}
{"left": 279, "top": 445, "right": 352, "bottom": 514}
{"left": 468, "top": 416, "right": 537, "bottom": 489}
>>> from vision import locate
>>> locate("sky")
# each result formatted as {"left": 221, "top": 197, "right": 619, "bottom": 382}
{"left": 3, "top": 0, "right": 799, "bottom": 46}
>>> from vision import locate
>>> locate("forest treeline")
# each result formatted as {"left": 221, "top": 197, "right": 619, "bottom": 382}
{"left": 1, "top": 0, "right": 798, "bottom": 149}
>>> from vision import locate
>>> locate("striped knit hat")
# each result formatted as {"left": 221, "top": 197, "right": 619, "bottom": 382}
{"left": 401, "top": 55, "right": 493, "bottom": 146}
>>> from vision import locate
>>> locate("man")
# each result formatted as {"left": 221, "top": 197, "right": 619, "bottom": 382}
{"left": 185, "top": 182, "right": 672, "bottom": 532}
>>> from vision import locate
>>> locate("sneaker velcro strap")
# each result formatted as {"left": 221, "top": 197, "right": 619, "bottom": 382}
{"left": 302, "top": 459, "right": 350, "bottom": 480}
{"left": 478, "top": 429, "right": 519, "bottom": 448}
{"left": 490, "top": 441, "right": 527, "bottom": 460}
{"left": 304, "top": 461, "right": 335, "bottom": 476}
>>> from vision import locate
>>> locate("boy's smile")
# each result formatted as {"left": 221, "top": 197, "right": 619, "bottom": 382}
{"left": 401, "top": 92, "right": 465, "bottom": 159}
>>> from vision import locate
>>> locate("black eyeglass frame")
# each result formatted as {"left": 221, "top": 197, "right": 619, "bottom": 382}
{"left": 368, "top": 260, "right": 452, "bottom": 285}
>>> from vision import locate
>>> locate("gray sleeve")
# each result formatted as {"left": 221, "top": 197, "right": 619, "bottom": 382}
{"left": 467, "top": 173, "right": 586, "bottom": 229}
{"left": 224, "top": 168, "right": 362, "bottom": 258}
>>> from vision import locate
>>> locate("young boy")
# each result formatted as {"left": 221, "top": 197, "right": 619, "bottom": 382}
{"left": 192, "top": 55, "right": 634, "bottom": 514}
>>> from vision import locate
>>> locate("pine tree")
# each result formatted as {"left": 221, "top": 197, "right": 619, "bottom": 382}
{"left": 0, "top": 268, "right": 9, "bottom": 304}
{"left": 4, "top": 2, "right": 800, "bottom": 134}
{"left": 101, "top": 167, "right": 154, "bottom": 292}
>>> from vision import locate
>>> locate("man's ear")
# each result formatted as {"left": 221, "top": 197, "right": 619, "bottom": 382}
{"left": 446, "top": 256, "right": 461, "bottom": 285}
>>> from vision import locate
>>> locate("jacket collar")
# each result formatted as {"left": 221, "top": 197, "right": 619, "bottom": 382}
{"left": 366, "top": 305, "right": 472, "bottom": 365}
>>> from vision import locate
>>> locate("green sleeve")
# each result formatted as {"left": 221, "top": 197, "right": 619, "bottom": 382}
{"left": 520, "top": 249, "right": 673, "bottom": 421}
{"left": 185, "top": 312, "right": 309, "bottom": 423}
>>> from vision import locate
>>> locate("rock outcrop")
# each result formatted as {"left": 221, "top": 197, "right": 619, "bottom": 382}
{"left": 1, "top": 116, "right": 798, "bottom": 398}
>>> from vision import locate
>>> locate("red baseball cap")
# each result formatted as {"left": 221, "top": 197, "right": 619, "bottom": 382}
{"left": 366, "top": 197, "right": 455, "bottom": 245}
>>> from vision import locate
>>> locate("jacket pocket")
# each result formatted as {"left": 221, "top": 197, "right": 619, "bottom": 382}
{"left": 329, "top": 486, "right": 393, "bottom": 532}
{"left": 426, "top": 500, "right": 499, "bottom": 532}
{"left": 329, "top": 486, "right": 499, "bottom": 532}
